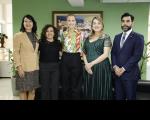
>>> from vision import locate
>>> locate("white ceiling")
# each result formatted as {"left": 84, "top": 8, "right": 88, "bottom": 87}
{"left": 101, "top": 0, "right": 150, "bottom": 3}
{"left": 0, "top": 0, "right": 11, "bottom": 4}
{"left": 67, "top": 0, "right": 84, "bottom": 7}
{"left": 67, "top": 0, "right": 150, "bottom": 7}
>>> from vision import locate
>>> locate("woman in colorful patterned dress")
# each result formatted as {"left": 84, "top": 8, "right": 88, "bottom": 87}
{"left": 82, "top": 16, "right": 112, "bottom": 100}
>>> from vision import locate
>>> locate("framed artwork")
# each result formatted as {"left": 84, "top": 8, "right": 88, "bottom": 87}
{"left": 52, "top": 11, "right": 103, "bottom": 31}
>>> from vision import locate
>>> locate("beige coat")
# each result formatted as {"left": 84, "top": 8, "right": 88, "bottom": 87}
{"left": 13, "top": 32, "right": 39, "bottom": 72}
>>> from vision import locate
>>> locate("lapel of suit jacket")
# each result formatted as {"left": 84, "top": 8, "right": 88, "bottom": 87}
{"left": 117, "top": 33, "right": 122, "bottom": 52}
{"left": 24, "top": 32, "right": 38, "bottom": 52}
{"left": 34, "top": 34, "right": 39, "bottom": 52}
{"left": 119, "top": 31, "right": 134, "bottom": 52}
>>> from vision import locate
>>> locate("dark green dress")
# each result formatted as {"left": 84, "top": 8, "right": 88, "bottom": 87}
{"left": 83, "top": 34, "right": 112, "bottom": 100}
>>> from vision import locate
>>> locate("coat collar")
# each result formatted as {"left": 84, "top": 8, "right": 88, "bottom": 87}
{"left": 118, "top": 31, "right": 134, "bottom": 51}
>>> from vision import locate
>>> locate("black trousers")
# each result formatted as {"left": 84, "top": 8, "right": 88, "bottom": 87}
{"left": 39, "top": 62, "right": 60, "bottom": 100}
{"left": 61, "top": 52, "right": 83, "bottom": 100}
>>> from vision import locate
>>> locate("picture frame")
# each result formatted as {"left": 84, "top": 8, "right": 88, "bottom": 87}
{"left": 52, "top": 11, "right": 103, "bottom": 31}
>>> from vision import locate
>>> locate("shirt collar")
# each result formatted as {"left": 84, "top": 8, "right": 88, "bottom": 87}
{"left": 123, "top": 28, "right": 132, "bottom": 36}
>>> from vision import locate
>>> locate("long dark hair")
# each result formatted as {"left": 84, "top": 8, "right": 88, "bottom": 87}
{"left": 20, "top": 14, "right": 37, "bottom": 34}
{"left": 40, "top": 24, "right": 58, "bottom": 42}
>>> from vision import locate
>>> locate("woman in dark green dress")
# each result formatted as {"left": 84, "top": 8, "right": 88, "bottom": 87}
{"left": 82, "top": 16, "right": 112, "bottom": 100}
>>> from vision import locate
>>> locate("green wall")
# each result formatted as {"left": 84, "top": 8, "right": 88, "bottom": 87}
{"left": 12, "top": 0, "right": 149, "bottom": 79}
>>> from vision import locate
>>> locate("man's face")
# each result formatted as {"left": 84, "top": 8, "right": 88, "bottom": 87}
{"left": 121, "top": 16, "right": 133, "bottom": 32}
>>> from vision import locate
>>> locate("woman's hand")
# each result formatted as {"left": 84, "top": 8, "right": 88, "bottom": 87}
{"left": 17, "top": 66, "right": 25, "bottom": 78}
{"left": 85, "top": 63, "right": 93, "bottom": 75}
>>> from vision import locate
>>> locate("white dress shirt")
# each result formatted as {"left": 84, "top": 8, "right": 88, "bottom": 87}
{"left": 120, "top": 28, "right": 132, "bottom": 45}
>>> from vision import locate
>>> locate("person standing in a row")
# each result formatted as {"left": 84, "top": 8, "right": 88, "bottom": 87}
{"left": 13, "top": 15, "right": 40, "bottom": 100}
{"left": 82, "top": 16, "right": 112, "bottom": 100}
{"left": 39, "top": 24, "right": 62, "bottom": 100}
{"left": 111, "top": 13, "right": 144, "bottom": 100}
{"left": 61, "top": 14, "right": 83, "bottom": 99}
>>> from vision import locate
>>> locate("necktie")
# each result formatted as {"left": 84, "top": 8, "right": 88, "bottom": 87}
{"left": 120, "top": 32, "right": 126, "bottom": 48}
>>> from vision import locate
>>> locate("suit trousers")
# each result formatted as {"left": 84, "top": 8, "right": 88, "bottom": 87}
{"left": 61, "top": 52, "right": 83, "bottom": 100}
{"left": 39, "top": 62, "right": 60, "bottom": 100}
{"left": 115, "top": 78, "right": 138, "bottom": 100}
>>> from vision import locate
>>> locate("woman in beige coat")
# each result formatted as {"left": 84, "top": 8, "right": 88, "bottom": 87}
{"left": 13, "top": 15, "right": 39, "bottom": 100}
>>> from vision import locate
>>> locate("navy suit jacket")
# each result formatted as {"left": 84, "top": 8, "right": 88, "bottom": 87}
{"left": 111, "top": 31, "right": 144, "bottom": 81}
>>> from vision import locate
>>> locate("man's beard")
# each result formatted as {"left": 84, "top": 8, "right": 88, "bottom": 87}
{"left": 121, "top": 26, "right": 132, "bottom": 32}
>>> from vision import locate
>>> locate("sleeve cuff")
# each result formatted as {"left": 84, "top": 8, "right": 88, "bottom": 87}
{"left": 122, "top": 67, "right": 126, "bottom": 71}
{"left": 15, "top": 63, "right": 21, "bottom": 68}
{"left": 113, "top": 65, "right": 118, "bottom": 69}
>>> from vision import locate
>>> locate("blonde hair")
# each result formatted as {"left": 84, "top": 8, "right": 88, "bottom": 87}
{"left": 90, "top": 16, "right": 104, "bottom": 36}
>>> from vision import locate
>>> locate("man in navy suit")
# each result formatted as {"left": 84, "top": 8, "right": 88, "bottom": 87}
{"left": 111, "top": 13, "right": 144, "bottom": 100}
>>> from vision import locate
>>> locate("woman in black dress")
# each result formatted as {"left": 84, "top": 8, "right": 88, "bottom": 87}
{"left": 39, "top": 24, "right": 62, "bottom": 100}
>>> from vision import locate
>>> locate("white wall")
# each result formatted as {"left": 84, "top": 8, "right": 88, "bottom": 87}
{"left": 146, "top": 5, "right": 150, "bottom": 80}
{"left": 0, "top": 0, "right": 12, "bottom": 49}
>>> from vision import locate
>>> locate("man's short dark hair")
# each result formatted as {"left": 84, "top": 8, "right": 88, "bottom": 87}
{"left": 121, "top": 13, "right": 134, "bottom": 22}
